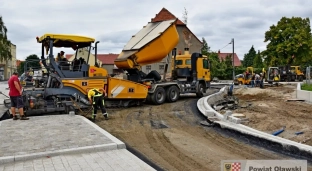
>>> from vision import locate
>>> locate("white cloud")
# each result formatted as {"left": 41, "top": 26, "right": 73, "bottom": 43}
{"left": 0, "top": 0, "right": 311, "bottom": 60}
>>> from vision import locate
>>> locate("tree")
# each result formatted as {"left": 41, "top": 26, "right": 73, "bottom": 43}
{"left": 262, "top": 17, "right": 312, "bottom": 66}
{"left": 224, "top": 55, "right": 233, "bottom": 68}
{"left": 209, "top": 52, "right": 222, "bottom": 78}
{"left": 201, "top": 37, "right": 209, "bottom": 55}
{"left": 182, "top": 7, "right": 188, "bottom": 25}
{"left": 0, "top": 16, "right": 12, "bottom": 62}
{"left": 242, "top": 45, "right": 256, "bottom": 67}
{"left": 17, "top": 61, "right": 25, "bottom": 75}
{"left": 253, "top": 50, "right": 264, "bottom": 68}
{"left": 200, "top": 37, "right": 223, "bottom": 78}
{"left": 23, "top": 54, "right": 41, "bottom": 72}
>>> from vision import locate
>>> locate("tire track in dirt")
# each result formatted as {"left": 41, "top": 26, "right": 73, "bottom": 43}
{"left": 96, "top": 90, "right": 312, "bottom": 171}
{"left": 143, "top": 104, "right": 206, "bottom": 171}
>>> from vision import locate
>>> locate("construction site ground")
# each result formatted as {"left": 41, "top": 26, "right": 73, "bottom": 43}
{"left": 233, "top": 84, "right": 312, "bottom": 146}
{"left": 95, "top": 88, "right": 312, "bottom": 171}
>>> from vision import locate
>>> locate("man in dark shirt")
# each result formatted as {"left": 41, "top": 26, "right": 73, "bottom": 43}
{"left": 8, "top": 72, "right": 29, "bottom": 120}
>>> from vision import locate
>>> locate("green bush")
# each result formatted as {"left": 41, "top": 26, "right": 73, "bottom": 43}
{"left": 301, "top": 83, "right": 312, "bottom": 91}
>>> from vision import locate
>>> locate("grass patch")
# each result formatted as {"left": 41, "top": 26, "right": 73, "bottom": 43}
{"left": 301, "top": 83, "right": 312, "bottom": 91}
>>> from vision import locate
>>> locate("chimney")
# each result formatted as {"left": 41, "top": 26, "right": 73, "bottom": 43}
{"left": 184, "top": 48, "right": 190, "bottom": 55}
{"left": 218, "top": 50, "right": 220, "bottom": 54}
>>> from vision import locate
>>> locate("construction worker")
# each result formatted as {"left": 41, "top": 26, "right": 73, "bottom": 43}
{"left": 87, "top": 88, "right": 108, "bottom": 121}
{"left": 259, "top": 73, "right": 264, "bottom": 89}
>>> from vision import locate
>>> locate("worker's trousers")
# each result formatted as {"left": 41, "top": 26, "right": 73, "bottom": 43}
{"left": 92, "top": 96, "right": 107, "bottom": 116}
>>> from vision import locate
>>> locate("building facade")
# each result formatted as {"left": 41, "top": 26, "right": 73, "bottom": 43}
{"left": 141, "top": 8, "right": 203, "bottom": 76}
{"left": 65, "top": 48, "right": 103, "bottom": 66}
{"left": 0, "top": 43, "right": 17, "bottom": 80}
{"left": 217, "top": 50, "right": 242, "bottom": 66}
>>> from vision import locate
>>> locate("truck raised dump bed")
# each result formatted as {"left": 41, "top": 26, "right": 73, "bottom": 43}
{"left": 115, "top": 19, "right": 179, "bottom": 69}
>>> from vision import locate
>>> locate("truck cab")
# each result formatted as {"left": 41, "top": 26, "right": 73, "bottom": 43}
{"left": 171, "top": 48, "right": 210, "bottom": 83}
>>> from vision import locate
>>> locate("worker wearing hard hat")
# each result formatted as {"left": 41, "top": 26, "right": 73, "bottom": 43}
{"left": 87, "top": 88, "right": 108, "bottom": 121}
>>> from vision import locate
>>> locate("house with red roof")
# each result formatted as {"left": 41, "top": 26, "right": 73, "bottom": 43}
{"left": 142, "top": 8, "right": 203, "bottom": 75}
{"left": 217, "top": 50, "right": 241, "bottom": 66}
{"left": 65, "top": 51, "right": 121, "bottom": 74}
{"left": 97, "top": 53, "right": 123, "bottom": 74}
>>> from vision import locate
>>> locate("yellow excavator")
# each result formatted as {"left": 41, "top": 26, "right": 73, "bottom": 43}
{"left": 234, "top": 67, "right": 254, "bottom": 85}
{"left": 1, "top": 19, "right": 211, "bottom": 117}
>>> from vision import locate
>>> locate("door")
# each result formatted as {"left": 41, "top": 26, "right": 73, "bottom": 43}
{"left": 202, "top": 58, "right": 211, "bottom": 81}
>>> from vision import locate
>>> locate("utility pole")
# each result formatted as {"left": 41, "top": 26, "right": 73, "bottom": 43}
{"left": 231, "top": 38, "right": 235, "bottom": 80}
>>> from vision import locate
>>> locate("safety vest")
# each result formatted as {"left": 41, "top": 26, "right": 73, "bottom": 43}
{"left": 92, "top": 89, "right": 103, "bottom": 98}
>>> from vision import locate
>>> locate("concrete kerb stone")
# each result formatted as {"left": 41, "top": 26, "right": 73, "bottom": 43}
{"left": 214, "top": 120, "right": 312, "bottom": 156}
{"left": 79, "top": 115, "right": 126, "bottom": 149}
{"left": 0, "top": 143, "right": 119, "bottom": 164}
{"left": 296, "top": 82, "right": 312, "bottom": 102}
{"left": 197, "top": 85, "right": 312, "bottom": 158}
{"left": 199, "top": 86, "right": 241, "bottom": 122}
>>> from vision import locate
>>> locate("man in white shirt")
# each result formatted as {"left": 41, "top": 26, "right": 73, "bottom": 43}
{"left": 255, "top": 74, "right": 260, "bottom": 87}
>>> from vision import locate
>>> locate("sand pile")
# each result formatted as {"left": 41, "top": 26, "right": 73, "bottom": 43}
{"left": 234, "top": 87, "right": 283, "bottom": 97}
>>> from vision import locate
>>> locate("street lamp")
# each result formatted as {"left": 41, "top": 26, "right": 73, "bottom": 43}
{"left": 229, "top": 38, "right": 235, "bottom": 80}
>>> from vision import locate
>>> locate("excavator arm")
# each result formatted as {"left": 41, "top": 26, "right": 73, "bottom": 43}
{"left": 114, "top": 19, "right": 179, "bottom": 70}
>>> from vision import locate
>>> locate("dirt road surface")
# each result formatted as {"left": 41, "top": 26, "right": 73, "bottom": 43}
{"left": 93, "top": 89, "right": 311, "bottom": 171}
{"left": 234, "top": 84, "right": 312, "bottom": 146}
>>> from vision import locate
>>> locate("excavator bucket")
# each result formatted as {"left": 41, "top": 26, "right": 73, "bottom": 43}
{"left": 115, "top": 19, "right": 179, "bottom": 69}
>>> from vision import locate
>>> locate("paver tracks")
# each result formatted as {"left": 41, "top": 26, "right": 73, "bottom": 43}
{"left": 96, "top": 92, "right": 311, "bottom": 171}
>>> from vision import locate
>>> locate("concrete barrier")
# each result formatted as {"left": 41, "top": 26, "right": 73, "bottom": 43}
{"left": 197, "top": 86, "right": 312, "bottom": 159}
{"left": 296, "top": 82, "right": 312, "bottom": 102}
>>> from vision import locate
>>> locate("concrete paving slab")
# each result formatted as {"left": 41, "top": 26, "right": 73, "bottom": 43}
{"left": 0, "top": 115, "right": 122, "bottom": 164}
{"left": 0, "top": 149, "right": 155, "bottom": 171}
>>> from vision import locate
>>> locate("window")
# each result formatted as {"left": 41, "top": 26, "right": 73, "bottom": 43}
{"left": 175, "top": 60, "right": 183, "bottom": 65}
{"left": 203, "top": 59, "right": 209, "bottom": 69}
{"left": 146, "top": 65, "right": 151, "bottom": 73}
{"left": 159, "top": 65, "right": 164, "bottom": 70}
{"left": 185, "top": 59, "right": 191, "bottom": 65}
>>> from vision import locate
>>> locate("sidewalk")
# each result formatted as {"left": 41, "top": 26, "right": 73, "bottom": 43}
{"left": 0, "top": 115, "right": 155, "bottom": 171}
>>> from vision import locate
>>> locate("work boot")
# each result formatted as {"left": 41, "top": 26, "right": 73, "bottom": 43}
{"left": 92, "top": 115, "right": 96, "bottom": 122}
{"left": 103, "top": 113, "right": 109, "bottom": 120}
{"left": 20, "top": 115, "right": 29, "bottom": 120}
{"left": 13, "top": 115, "right": 18, "bottom": 120}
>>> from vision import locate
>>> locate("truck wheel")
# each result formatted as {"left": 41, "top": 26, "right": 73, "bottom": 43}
{"left": 151, "top": 87, "right": 166, "bottom": 105}
{"left": 166, "top": 86, "right": 180, "bottom": 102}
{"left": 196, "top": 83, "right": 205, "bottom": 98}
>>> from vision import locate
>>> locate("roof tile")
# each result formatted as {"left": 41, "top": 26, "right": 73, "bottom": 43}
{"left": 65, "top": 54, "right": 118, "bottom": 65}
{"left": 151, "top": 8, "right": 185, "bottom": 25}
{"left": 217, "top": 53, "right": 242, "bottom": 66}
{"left": 97, "top": 54, "right": 119, "bottom": 65}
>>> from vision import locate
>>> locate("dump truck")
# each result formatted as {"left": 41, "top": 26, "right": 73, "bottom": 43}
{"left": 279, "top": 65, "right": 304, "bottom": 82}
{"left": 1, "top": 19, "right": 210, "bottom": 118}
{"left": 114, "top": 19, "right": 210, "bottom": 104}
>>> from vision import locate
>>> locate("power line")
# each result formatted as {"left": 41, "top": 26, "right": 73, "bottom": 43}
{"left": 219, "top": 42, "right": 231, "bottom": 51}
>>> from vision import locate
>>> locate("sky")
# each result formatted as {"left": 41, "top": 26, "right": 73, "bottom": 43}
{"left": 0, "top": 0, "right": 312, "bottom": 61}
